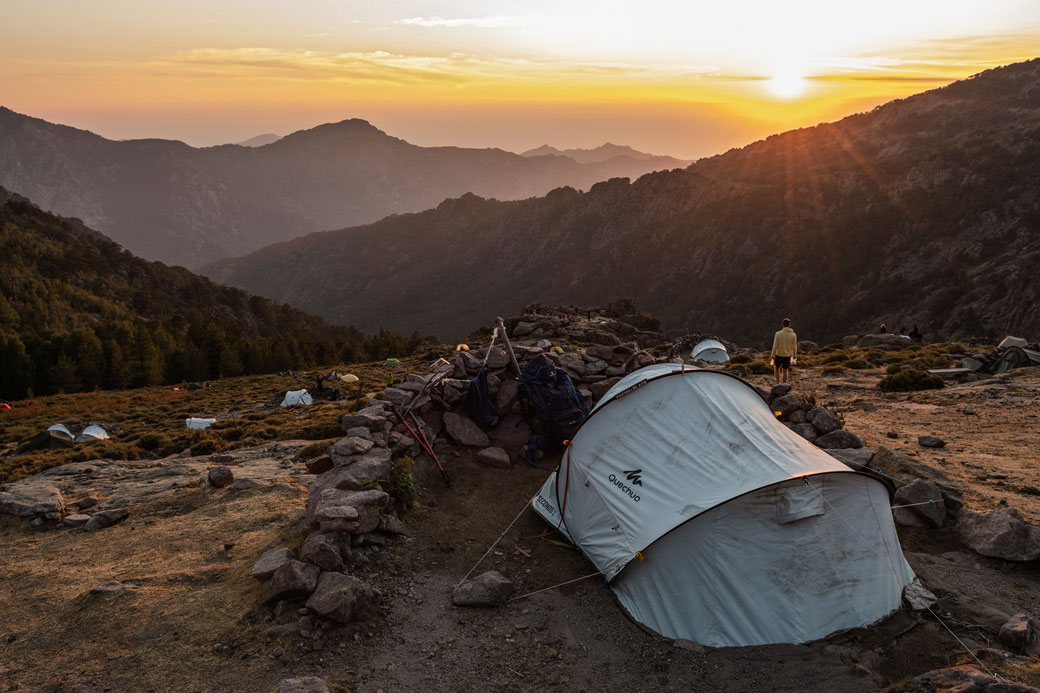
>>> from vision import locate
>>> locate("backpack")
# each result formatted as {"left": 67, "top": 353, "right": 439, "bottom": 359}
{"left": 518, "top": 354, "right": 589, "bottom": 451}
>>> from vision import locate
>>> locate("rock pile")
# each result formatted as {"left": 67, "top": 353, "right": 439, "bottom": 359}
{"left": 502, "top": 300, "right": 664, "bottom": 347}
{"left": 761, "top": 384, "right": 865, "bottom": 450}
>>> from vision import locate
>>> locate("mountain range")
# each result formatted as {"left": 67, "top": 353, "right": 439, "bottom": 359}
{"left": 0, "top": 109, "right": 688, "bottom": 270}
{"left": 520, "top": 143, "right": 690, "bottom": 167}
{"left": 205, "top": 59, "right": 1040, "bottom": 345}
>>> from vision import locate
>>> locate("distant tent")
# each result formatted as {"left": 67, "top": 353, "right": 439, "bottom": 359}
{"left": 47, "top": 423, "right": 73, "bottom": 438}
{"left": 280, "top": 390, "right": 313, "bottom": 407}
{"left": 75, "top": 424, "right": 109, "bottom": 442}
{"left": 383, "top": 358, "right": 401, "bottom": 366}
{"left": 998, "top": 336, "right": 1029, "bottom": 350}
{"left": 991, "top": 347, "right": 1040, "bottom": 374}
{"left": 690, "top": 339, "right": 730, "bottom": 363}
{"left": 340, "top": 374, "right": 360, "bottom": 383}
{"left": 0, "top": 402, "right": 11, "bottom": 411}
{"left": 23, "top": 429, "right": 74, "bottom": 452}
{"left": 186, "top": 417, "right": 216, "bottom": 429}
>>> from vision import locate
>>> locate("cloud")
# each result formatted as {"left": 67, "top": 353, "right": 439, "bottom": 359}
{"left": 396, "top": 15, "right": 541, "bottom": 29}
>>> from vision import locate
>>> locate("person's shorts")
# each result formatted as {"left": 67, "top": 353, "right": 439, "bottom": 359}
{"left": 774, "top": 355, "right": 792, "bottom": 368}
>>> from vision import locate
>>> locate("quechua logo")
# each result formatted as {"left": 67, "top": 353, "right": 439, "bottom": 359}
{"left": 608, "top": 468, "right": 643, "bottom": 502}
{"left": 623, "top": 469, "right": 643, "bottom": 485}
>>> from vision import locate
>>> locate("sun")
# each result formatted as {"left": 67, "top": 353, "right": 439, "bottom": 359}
{"left": 767, "top": 66, "right": 809, "bottom": 99}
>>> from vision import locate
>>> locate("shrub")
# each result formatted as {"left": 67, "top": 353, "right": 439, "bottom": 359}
{"left": 844, "top": 359, "right": 870, "bottom": 370}
{"left": 136, "top": 432, "right": 163, "bottom": 450}
{"left": 298, "top": 439, "right": 337, "bottom": 460}
{"left": 387, "top": 455, "right": 417, "bottom": 508}
{"left": 189, "top": 436, "right": 224, "bottom": 456}
{"left": 725, "top": 364, "right": 750, "bottom": 377}
{"left": 822, "top": 365, "right": 845, "bottom": 376}
{"left": 747, "top": 360, "right": 773, "bottom": 375}
{"left": 878, "top": 369, "right": 944, "bottom": 392}
{"left": 822, "top": 352, "right": 849, "bottom": 364}
{"left": 728, "top": 354, "right": 753, "bottom": 364}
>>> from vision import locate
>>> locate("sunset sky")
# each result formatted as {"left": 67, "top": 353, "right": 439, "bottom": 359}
{"left": 3, "top": 1, "right": 1039, "bottom": 158}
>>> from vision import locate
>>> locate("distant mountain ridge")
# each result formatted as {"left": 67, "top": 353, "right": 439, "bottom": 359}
{"left": 0, "top": 109, "right": 688, "bottom": 269}
{"left": 520, "top": 143, "right": 690, "bottom": 167}
{"left": 237, "top": 133, "right": 281, "bottom": 147}
{"left": 205, "top": 59, "right": 1040, "bottom": 344}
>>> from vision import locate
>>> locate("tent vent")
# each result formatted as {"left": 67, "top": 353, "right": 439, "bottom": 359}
{"left": 775, "top": 479, "right": 825, "bottom": 524}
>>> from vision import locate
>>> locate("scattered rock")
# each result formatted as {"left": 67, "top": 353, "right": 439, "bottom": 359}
{"left": 228, "top": 478, "right": 265, "bottom": 492}
{"left": 260, "top": 560, "right": 320, "bottom": 604}
{"left": 453, "top": 570, "right": 513, "bottom": 607}
{"left": 83, "top": 508, "right": 128, "bottom": 532}
{"left": 902, "top": 582, "right": 938, "bottom": 612}
{"left": 771, "top": 393, "right": 803, "bottom": 416}
{"left": 305, "top": 572, "right": 382, "bottom": 623}
{"left": 785, "top": 423, "right": 817, "bottom": 443}
{"left": 957, "top": 508, "right": 1040, "bottom": 562}
{"left": 377, "top": 514, "right": 409, "bottom": 536}
{"left": 871, "top": 447, "right": 963, "bottom": 513}
{"left": 207, "top": 466, "right": 234, "bottom": 488}
{"left": 331, "top": 436, "right": 375, "bottom": 457}
{"left": 0, "top": 483, "right": 64, "bottom": 522}
{"left": 251, "top": 548, "right": 296, "bottom": 581}
{"left": 769, "top": 384, "right": 792, "bottom": 399}
{"left": 476, "top": 447, "right": 511, "bottom": 468}
{"left": 809, "top": 408, "right": 842, "bottom": 435}
{"left": 91, "top": 581, "right": 136, "bottom": 595}
{"left": 814, "top": 430, "right": 863, "bottom": 449}
{"left": 823, "top": 448, "right": 877, "bottom": 470}
{"left": 340, "top": 406, "right": 387, "bottom": 433}
{"left": 908, "top": 664, "right": 1037, "bottom": 693}
{"left": 63, "top": 513, "right": 91, "bottom": 527}
{"left": 886, "top": 431, "right": 899, "bottom": 439}
{"left": 279, "top": 677, "right": 330, "bottom": 693}
{"left": 442, "top": 412, "right": 490, "bottom": 447}
{"left": 917, "top": 436, "right": 946, "bottom": 449}
{"left": 999, "top": 614, "right": 1038, "bottom": 654}
{"left": 893, "top": 480, "right": 946, "bottom": 528}
{"left": 75, "top": 496, "right": 99, "bottom": 510}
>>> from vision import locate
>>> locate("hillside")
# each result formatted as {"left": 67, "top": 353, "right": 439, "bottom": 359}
{"left": 0, "top": 188, "right": 417, "bottom": 400}
{"left": 519, "top": 142, "right": 691, "bottom": 167}
{"left": 205, "top": 59, "right": 1040, "bottom": 344}
{"left": 0, "top": 110, "right": 687, "bottom": 269}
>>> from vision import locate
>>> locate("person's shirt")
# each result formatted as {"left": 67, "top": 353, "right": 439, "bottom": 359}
{"left": 771, "top": 327, "right": 797, "bottom": 358}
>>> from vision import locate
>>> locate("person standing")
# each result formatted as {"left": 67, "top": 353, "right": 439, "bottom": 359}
{"left": 770, "top": 318, "right": 797, "bottom": 384}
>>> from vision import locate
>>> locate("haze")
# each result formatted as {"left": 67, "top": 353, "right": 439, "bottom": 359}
{"left": 3, "top": 0, "right": 1039, "bottom": 158}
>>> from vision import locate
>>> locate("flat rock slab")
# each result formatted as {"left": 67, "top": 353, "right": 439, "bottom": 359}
{"left": 63, "top": 513, "right": 91, "bottom": 527}
{"left": 84, "top": 508, "right": 128, "bottom": 531}
{"left": 0, "top": 483, "right": 64, "bottom": 520}
{"left": 476, "top": 447, "right": 511, "bottom": 469}
{"left": 443, "top": 412, "right": 490, "bottom": 447}
{"left": 251, "top": 548, "right": 296, "bottom": 581}
{"left": 453, "top": 570, "right": 513, "bottom": 607}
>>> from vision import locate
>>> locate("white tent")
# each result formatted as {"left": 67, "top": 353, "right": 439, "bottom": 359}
{"left": 998, "top": 336, "right": 1028, "bottom": 349}
{"left": 690, "top": 338, "right": 729, "bottom": 363}
{"left": 532, "top": 364, "right": 915, "bottom": 647}
{"left": 186, "top": 417, "right": 216, "bottom": 429}
{"left": 280, "top": 389, "right": 313, "bottom": 407}
{"left": 46, "top": 423, "right": 73, "bottom": 439}
{"left": 74, "top": 424, "right": 109, "bottom": 442}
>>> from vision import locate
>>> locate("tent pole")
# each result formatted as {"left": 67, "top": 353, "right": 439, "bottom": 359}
{"left": 496, "top": 316, "right": 523, "bottom": 377}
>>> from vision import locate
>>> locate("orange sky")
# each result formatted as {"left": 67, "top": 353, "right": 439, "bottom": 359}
{"left": 3, "top": 1, "right": 1038, "bottom": 158}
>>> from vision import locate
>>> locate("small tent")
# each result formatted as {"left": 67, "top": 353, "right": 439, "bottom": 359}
{"left": 339, "top": 374, "right": 360, "bottom": 383}
{"left": 280, "top": 389, "right": 313, "bottom": 407}
{"left": 74, "top": 424, "right": 109, "bottom": 442}
{"left": 991, "top": 347, "right": 1040, "bottom": 374}
{"left": 47, "top": 423, "right": 73, "bottom": 438}
{"left": 532, "top": 364, "right": 915, "bottom": 647}
{"left": 689, "top": 338, "right": 730, "bottom": 363}
{"left": 186, "top": 417, "right": 216, "bottom": 429}
{"left": 23, "top": 427, "right": 75, "bottom": 451}
{"left": 998, "top": 336, "right": 1029, "bottom": 349}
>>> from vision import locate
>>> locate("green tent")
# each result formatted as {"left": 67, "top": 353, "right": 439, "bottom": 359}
{"left": 991, "top": 347, "right": 1040, "bottom": 374}
{"left": 383, "top": 358, "right": 400, "bottom": 366}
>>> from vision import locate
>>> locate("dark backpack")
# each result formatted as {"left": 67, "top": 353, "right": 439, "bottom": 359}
{"left": 518, "top": 354, "right": 588, "bottom": 451}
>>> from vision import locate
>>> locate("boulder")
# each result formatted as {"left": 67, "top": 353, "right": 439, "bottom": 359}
{"left": 962, "top": 357, "right": 984, "bottom": 372}
{"left": 487, "top": 414, "right": 532, "bottom": 453}
{"left": 340, "top": 406, "right": 388, "bottom": 433}
{"left": 496, "top": 379, "right": 519, "bottom": 416}
{"left": 328, "top": 447, "right": 392, "bottom": 486}
{"left": 857, "top": 334, "right": 910, "bottom": 348}
{"left": 871, "top": 447, "right": 963, "bottom": 513}
{"left": 260, "top": 560, "right": 320, "bottom": 603}
{"left": 785, "top": 423, "right": 817, "bottom": 443}
{"left": 824, "top": 448, "right": 877, "bottom": 470}
{"left": 484, "top": 347, "right": 510, "bottom": 370}
{"left": 453, "top": 570, "right": 513, "bottom": 607}
{"left": 83, "top": 508, "right": 128, "bottom": 532}
{"left": 251, "top": 547, "right": 296, "bottom": 581}
{"left": 787, "top": 409, "right": 807, "bottom": 424}
{"left": 771, "top": 393, "right": 803, "bottom": 416}
{"left": 310, "top": 488, "right": 389, "bottom": 535}
{"left": 298, "top": 532, "right": 351, "bottom": 572}
{"left": 769, "top": 383, "right": 792, "bottom": 399}
{"left": 305, "top": 455, "right": 334, "bottom": 475}
{"left": 305, "top": 572, "right": 382, "bottom": 623}
{"left": 228, "top": 478, "right": 265, "bottom": 492}
{"left": 557, "top": 353, "right": 585, "bottom": 377}
{"left": 443, "top": 412, "right": 490, "bottom": 447}
{"left": 893, "top": 480, "right": 946, "bottom": 528}
{"left": 589, "top": 377, "right": 622, "bottom": 401}
{"left": 902, "top": 582, "right": 937, "bottom": 612}
{"left": 63, "top": 513, "right": 91, "bottom": 527}
{"left": 584, "top": 359, "right": 608, "bottom": 375}
{"left": 305, "top": 468, "right": 364, "bottom": 517}
{"left": 207, "top": 466, "right": 234, "bottom": 488}
{"left": 377, "top": 515, "right": 409, "bottom": 536}
{"left": 958, "top": 508, "right": 1040, "bottom": 561}
{"left": 330, "top": 436, "right": 374, "bottom": 457}
{"left": 344, "top": 426, "right": 374, "bottom": 440}
{"left": 918, "top": 436, "right": 946, "bottom": 449}
{"left": 76, "top": 496, "right": 99, "bottom": 510}
{"left": 999, "top": 614, "right": 1038, "bottom": 654}
{"left": 279, "top": 678, "right": 330, "bottom": 693}
{"left": 476, "top": 447, "right": 511, "bottom": 469}
{"left": 814, "top": 430, "right": 863, "bottom": 449}
{"left": 0, "top": 483, "right": 64, "bottom": 522}
{"left": 381, "top": 387, "right": 413, "bottom": 407}
{"left": 809, "top": 408, "right": 842, "bottom": 435}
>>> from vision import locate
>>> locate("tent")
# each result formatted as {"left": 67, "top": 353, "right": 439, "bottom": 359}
{"left": 186, "top": 417, "right": 216, "bottom": 429}
{"left": 991, "top": 347, "right": 1040, "bottom": 374}
{"left": 383, "top": 358, "right": 400, "bottom": 366}
{"left": 532, "top": 364, "right": 915, "bottom": 647}
{"left": 690, "top": 338, "right": 730, "bottom": 363}
{"left": 340, "top": 374, "right": 360, "bottom": 383}
{"left": 75, "top": 424, "right": 109, "bottom": 442}
{"left": 280, "top": 389, "right": 313, "bottom": 406}
{"left": 23, "top": 427, "right": 74, "bottom": 451}
{"left": 998, "top": 336, "right": 1029, "bottom": 349}
{"left": 47, "top": 423, "right": 73, "bottom": 438}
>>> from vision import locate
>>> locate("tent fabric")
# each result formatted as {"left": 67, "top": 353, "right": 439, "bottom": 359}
{"left": 186, "top": 417, "right": 216, "bottom": 429}
{"left": 690, "top": 339, "right": 730, "bottom": 363}
{"left": 532, "top": 364, "right": 914, "bottom": 646}
{"left": 998, "top": 336, "right": 1028, "bottom": 349}
{"left": 24, "top": 430, "right": 75, "bottom": 451}
{"left": 46, "top": 423, "right": 73, "bottom": 439}
{"left": 280, "top": 390, "right": 313, "bottom": 407}
{"left": 74, "top": 424, "right": 109, "bottom": 442}
{"left": 340, "top": 374, "right": 359, "bottom": 383}
{"left": 991, "top": 347, "right": 1040, "bottom": 374}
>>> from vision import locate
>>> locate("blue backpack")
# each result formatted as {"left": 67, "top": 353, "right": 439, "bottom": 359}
{"left": 518, "top": 354, "right": 589, "bottom": 451}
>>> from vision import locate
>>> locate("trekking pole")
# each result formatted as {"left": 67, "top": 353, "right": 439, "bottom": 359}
{"left": 496, "top": 317, "right": 523, "bottom": 377}
{"left": 391, "top": 404, "right": 451, "bottom": 488}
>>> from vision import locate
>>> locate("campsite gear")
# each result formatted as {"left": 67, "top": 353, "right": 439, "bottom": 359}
{"left": 991, "top": 346, "right": 1040, "bottom": 374}
{"left": 401, "top": 370, "right": 448, "bottom": 419}
{"left": 455, "top": 344, "right": 469, "bottom": 351}
{"left": 531, "top": 364, "right": 915, "bottom": 648}
{"left": 383, "top": 358, "right": 400, "bottom": 366}
{"left": 186, "top": 417, "right": 216, "bottom": 429}
{"left": 340, "top": 373, "right": 359, "bottom": 383}
{"left": 74, "top": 424, "right": 109, "bottom": 442}
{"left": 550, "top": 346, "right": 564, "bottom": 354}
{"left": 689, "top": 338, "right": 729, "bottom": 363}
{"left": 390, "top": 404, "right": 451, "bottom": 487}
{"left": 463, "top": 370, "right": 496, "bottom": 430}
{"left": 496, "top": 316, "right": 523, "bottom": 377}
{"left": 998, "top": 336, "right": 1029, "bottom": 349}
{"left": 0, "top": 402, "right": 10, "bottom": 411}
{"left": 47, "top": 423, "right": 73, "bottom": 438}
{"left": 517, "top": 355, "right": 588, "bottom": 452}
{"left": 536, "top": 339, "right": 552, "bottom": 350}
{"left": 23, "top": 428, "right": 74, "bottom": 451}
{"left": 280, "top": 390, "right": 313, "bottom": 406}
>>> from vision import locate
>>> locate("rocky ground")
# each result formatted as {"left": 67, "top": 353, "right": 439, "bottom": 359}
{"left": 1, "top": 330, "right": 1039, "bottom": 692}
